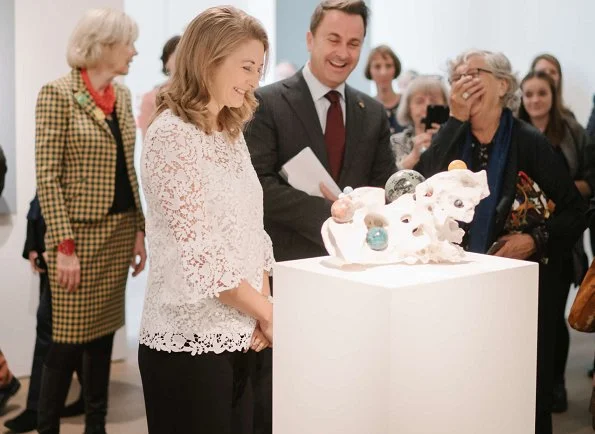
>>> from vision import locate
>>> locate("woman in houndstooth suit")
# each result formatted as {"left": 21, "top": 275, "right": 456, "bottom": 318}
{"left": 34, "top": 8, "right": 146, "bottom": 434}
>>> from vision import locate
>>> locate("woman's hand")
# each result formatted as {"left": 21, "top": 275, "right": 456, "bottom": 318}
{"left": 412, "top": 123, "right": 441, "bottom": 153}
{"left": 28, "top": 251, "right": 46, "bottom": 274}
{"left": 449, "top": 76, "right": 486, "bottom": 122}
{"left": 249, "top": 324, "right": 271, "bottom": 352}
{"left": 259, "top": 314, "right": 273, "bottom": 345}
{"left": 131, "top": 231, "right": 147, "bottom": 277}
{"left": 493, "top": 233, "right": 536, "bottom": 260}
{"left": 57, "top": 251, "right": 81, "bottom": 292}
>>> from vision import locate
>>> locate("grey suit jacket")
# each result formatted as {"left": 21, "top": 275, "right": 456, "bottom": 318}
{"left": 244, "top": 71, "right": 396, "bottom": 262}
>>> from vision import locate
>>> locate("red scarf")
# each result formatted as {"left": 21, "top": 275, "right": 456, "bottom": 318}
{"left": 81, "top": 69, "right": 116, "bottom": 115}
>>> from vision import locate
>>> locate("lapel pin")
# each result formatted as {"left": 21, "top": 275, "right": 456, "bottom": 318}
{"left": 75, "top": 91, "right": 89, "bottom": 106}
{"left": 358, "top": 101, "right": 365, "bottom": 109}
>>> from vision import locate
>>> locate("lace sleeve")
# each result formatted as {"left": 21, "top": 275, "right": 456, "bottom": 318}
{"left": 143, "top": 123, "right": 243, "bottom": 298}
{"left": 263, "top": 230, "right": 275, "bottom": 274}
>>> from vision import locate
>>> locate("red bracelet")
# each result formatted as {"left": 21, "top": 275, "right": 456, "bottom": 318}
{"left": 58, "top": 239, "right": 76, "bottom": 256}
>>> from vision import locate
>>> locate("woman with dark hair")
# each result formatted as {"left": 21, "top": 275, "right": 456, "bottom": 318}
{"left": 365, "top": 44, "right": 404, "bottom": 134}
{"left": 416, "top": 49, "right": 586, "bottom": 434}
{"left": 137, "top": 35, "right": 181, "bottom": 138}
{"left": 530, "top": 53, "right": 574, "bottom": 119}
{"left": 519, "top": 70, "right": 592, "bottom": 413}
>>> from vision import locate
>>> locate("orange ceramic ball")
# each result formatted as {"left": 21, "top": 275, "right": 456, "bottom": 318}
{"left": 448, "top": 160, "right": 467, "bottom": 171}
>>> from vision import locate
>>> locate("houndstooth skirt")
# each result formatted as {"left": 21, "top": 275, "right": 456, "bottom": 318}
{"left": 47, "top": 211, "right": 137, "bottom": 344}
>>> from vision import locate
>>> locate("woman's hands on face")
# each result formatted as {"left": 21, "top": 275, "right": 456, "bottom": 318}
{"left": 449, "top": 76, "right": 486, "bottom": 122}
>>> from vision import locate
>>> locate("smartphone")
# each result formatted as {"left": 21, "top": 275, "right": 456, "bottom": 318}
{"left": 422, "top": 105, "right": 450, "bottom": 131}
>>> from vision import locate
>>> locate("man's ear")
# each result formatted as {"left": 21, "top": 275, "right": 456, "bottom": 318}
{"left": 306, "top": 31, "right": 314, "bottom": 53}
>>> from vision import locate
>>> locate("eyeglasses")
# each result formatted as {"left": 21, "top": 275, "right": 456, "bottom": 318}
{"left": 449, "top": 68, "right": 493, "bottom": 84}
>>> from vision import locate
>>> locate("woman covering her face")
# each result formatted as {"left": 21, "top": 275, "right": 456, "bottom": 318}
{"left": 416, "top": 49, "right": 586, "bottom": 434}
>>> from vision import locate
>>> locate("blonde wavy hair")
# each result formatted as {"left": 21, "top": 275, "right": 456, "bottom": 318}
{"left": 155, "top": 6, "right": 269, "bottom": 140}
{"left": 66, "top": 8, "right": 138, "bottom": 69}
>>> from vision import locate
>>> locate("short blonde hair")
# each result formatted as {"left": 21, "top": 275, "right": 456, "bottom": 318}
{"left": 447, "top": 49, "right": 519, "bottom": 111}
{"left": 396, "top": 75, "right": 449, "bottom": 126}
{"left": 155, "top": 6, "right": 269, "bottom": 141}
{"left": 66, "top": 8, "right": 138, "bottom": 69}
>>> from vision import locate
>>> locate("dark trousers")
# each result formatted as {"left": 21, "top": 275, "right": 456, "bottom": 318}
{"left": 253, "top": 349, "right": 272, "bottom": 434}
{"left": 38, "top": 333, "right": 114, "bottom": 432}
{"left": 253, "top": 276, "right": 274, "bottom": 434}
{"left": 535, "top": 263, "right": 560, "bottom": 434}
{"left": 26, "top": 274, "right": 82, "bottom": 412}
{"left": 138, "top": 345, "right": 255, "bottom": 434}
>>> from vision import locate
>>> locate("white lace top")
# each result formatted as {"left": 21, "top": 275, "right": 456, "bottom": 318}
{"left": 139, "top": 109, "right": 274, "bottom": 355}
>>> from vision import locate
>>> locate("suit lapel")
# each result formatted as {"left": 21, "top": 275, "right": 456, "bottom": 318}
{"left": 282, "top": 72, "right": 330, "bottom": 170}
{"left": 70, "top": 69, "right": 113, "bottom": 137}
{"left": 339, "top": 86, "right": 364, "bottom": 185}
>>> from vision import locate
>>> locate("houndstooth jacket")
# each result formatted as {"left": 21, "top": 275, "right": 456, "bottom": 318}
{"left": 35, "top": 69, "right": 145, "bottom": 249}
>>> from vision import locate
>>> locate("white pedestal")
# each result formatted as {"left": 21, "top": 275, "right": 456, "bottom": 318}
{"left": 273, "top": 253, "right": 538, "bottom": 434}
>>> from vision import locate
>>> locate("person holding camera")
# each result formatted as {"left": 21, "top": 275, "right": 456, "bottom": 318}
{"left": 389, "top": 75, "right": 449, "bottom": 170}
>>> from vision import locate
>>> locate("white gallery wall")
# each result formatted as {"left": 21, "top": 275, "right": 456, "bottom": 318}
{"left": 125, "top": 0, "right": 276, "bottom": 120}
{"left": 370, "top": 0, "right": 595, "bottom": 125}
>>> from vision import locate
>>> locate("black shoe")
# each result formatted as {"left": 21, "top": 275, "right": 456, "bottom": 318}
{"left": 0, "top": 376, "right": 21, "bottom": 414}
{"left": 61, "top": 395, "right": 85, "bottom": 417}
{"left": 552, "top": 382, "right": 568, "bottom": 413}
{"left": 4, "top": 408, "right": 37, "bottom": 433}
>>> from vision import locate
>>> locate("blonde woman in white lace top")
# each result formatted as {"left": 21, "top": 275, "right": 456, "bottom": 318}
{"left": 137, "top": 7, "right": 273, "bottom": 433}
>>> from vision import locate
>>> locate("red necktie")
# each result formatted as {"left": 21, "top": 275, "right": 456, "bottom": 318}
{"left": 324, "top": 90, "right": 346, "bottom": 182}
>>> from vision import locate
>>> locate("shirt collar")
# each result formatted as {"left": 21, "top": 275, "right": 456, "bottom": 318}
{"left": 302, "top": 62, "right": 346, "bottom": 102}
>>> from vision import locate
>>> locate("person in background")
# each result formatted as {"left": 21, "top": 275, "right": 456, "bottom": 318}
{"left": 519, "top": 70, "right": 593, "bottom": 413}
{"left": 4, "top": 195, "right": 85, "bottom": 433}
{"left": 138, "top": 7, "right": 273, "bottom": 434}
{"left": 0, "top": 350, "right": 20, "bottom": 415}
{"left": 35, "top": 8, "right": 146, "bottom": 433}
{"left": 397, "top": 68, "right": 419, "bottom": 93}
{"left": 390, "top": 75, "right": 449, "bottom": 170}
{"left": 416, "top": 49, "right": 586, "bottom": 434}
{"left": 136, "top": 35, "right": 181, "bottom": 138}
{"left": 531, "top": 53, "right": 574, "bottom": 119}
{"left": 274, "top": 61, "right": 297, "bottom": 81}
{"left": 365, "top": 44, "right": 404, "bottom": 134}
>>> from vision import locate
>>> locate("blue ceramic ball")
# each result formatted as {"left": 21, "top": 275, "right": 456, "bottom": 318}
{"left": 366, "top": 226, "right": 389, "bottom": 251}
{"left": 385, "top": 170, "right": 425, "bottom": 203}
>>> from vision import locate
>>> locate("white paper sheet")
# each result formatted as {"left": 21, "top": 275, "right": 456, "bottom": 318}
{"left": 279, "top": 147, "right": 342, "bottom": 198}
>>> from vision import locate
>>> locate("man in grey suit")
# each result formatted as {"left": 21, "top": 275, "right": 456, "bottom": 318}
{"left": 244, "top": 1, "right": 396, "bottom": 432}
{"left": 246, "top": 0, "right": 395, "bottom": 263}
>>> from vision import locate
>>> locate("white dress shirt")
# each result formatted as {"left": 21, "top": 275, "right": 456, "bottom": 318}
{"left": 302, "top": 62, "right": 346, "bottom": 132}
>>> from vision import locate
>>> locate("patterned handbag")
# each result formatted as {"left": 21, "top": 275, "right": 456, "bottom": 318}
{"left": 503, "top": 171, "right": 555, "bottom": 234}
